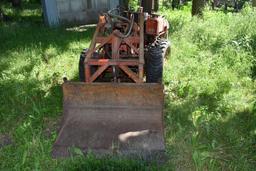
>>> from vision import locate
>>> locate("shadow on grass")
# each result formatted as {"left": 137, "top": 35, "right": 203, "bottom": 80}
{"left": 250, "top": 34, "right": 256, "bottom": 80}
{"left": 0, "top": 1, "right": 95, "bottom": 71}
{"left": 0, "top": 23, "right": 95, "bottom": 74}
{"left": 0, "top": 23, "right": 94, "bottom": 54}
{"left": 0, "top": 77, "right": 62, "bottom": 132}
{"left": 61, "top": 154, "right": 163, "bottom": 171}
{"left": 164, "top": 87, "right": 256, "bottom": 169}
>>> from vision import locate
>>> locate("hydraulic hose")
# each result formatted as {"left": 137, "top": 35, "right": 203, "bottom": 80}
{"left": 107, "top": 8, "right": 134, "bottom": 38}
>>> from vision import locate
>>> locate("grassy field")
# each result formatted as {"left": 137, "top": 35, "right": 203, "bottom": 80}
{"left": 0, "top": 2, "right": 256, "bottom": 171}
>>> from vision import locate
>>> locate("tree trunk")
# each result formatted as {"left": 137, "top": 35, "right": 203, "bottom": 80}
{"left": 11, "top": 0, "right": 21, "bottom": 8}
{"left": 172, "top": 0, "right": 180, "bottom": 9}
{"left": 0, "top": 9, "right": 3, "bottom": 22}
{"left": 0, "top": 8, "right": 10, "bottom": 22}
{"left": 119, "top": 0, "right": 129, "bottom": 9}
{"left": 141, "top": 0, "right": 159, "bottom": 13}
{"left": 192, "top": 0, "right": 205, "bottom": 17}
{"left": 253, "top": 0, "right": 256, "bottom": 7}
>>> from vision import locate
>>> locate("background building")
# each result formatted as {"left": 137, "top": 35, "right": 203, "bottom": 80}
{"left": 42, "top": 0, "right": 121, "bottom": 26}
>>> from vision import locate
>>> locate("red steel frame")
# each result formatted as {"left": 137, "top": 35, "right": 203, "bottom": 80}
{"left": 84, "top": 9, "right": 145, "bottom": 83}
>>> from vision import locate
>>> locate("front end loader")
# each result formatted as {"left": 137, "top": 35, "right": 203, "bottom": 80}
{"left": 53, "top": 0, "right": 170, "bottom": 159}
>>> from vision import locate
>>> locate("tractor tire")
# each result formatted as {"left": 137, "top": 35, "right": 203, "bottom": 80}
{"left": 79, "top": 53, "right": 86, "bottom": 82}
{"left": 145, "top": 39, "right": 170, "bottom": 83}
{"left": 79, "top": 49, "right": 99, "bottom": 82}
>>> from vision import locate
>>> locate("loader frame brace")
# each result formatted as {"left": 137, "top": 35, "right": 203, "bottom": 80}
{"left": 84, "top": 9, "right": 145, "bottom": 83}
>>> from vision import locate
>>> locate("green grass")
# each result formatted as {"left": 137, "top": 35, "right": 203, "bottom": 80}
{"left": 162, "top": 6, "right": 256, "bottom": 170}
{"left": 0, "top": 2, "right": 256, "bottom": 171}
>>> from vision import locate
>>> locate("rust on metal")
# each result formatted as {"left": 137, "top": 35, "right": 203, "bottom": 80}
{"left": 83, "top": 11, "right": 144, "bottom": 83}
{"left": 52, "top": 82, "right": 165, "bottom": 158}
{"left": 139, "top": 8, "right": 145, "bottom": 80}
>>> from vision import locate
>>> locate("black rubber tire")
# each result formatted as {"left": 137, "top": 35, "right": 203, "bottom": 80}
{"left": 79, "top": 53, "right": 86, "bottom": 82}
{"left": 145, "top": 39, "right": 170, "bottom": 83}
{"left": 79, "top": 49, "right": 100, "bottom": 82}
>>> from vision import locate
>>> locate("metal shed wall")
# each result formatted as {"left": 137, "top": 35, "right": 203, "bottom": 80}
{"left": 42, "top": 0, "right": 120, "bottom": 27}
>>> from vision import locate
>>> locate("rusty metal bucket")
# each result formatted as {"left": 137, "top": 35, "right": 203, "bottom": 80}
{"left": 52, "top": 82, "right": 165, "bottom": 159}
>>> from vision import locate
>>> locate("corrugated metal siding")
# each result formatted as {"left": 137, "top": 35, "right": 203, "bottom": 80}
{"left": 42, "top": 0, "right": 120, "bottom": 26}
{"left": 110, "top": 0, "right": 120, "bottom": 9}
{"left": 42, "top": 0, "right": 59, "bottom": 26}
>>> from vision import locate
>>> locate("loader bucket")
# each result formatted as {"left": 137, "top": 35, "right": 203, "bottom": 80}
{"left": 52, "top": 82, "right": 165, "bottom": 159}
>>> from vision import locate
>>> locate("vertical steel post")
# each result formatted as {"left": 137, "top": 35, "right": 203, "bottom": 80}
{"left": 139, "top": 8, "right": 145, "bottom": 80}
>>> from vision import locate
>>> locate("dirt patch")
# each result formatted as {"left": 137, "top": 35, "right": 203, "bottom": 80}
{"left": 0, "top": 134, "right": 13, "bottom": 149}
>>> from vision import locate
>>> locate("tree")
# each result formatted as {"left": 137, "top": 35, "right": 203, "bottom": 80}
{"left": 172, "top": 0, "right": 180, "bottom": 9}
{"left": 163, "top": 0, "right": 181, "bottom": 9}
{"left": 192, "top": 0, "right": 205, "bottom": 16}
{"left": 253, "top": 0, "right": 256, "bottom": 7}
{"left": 120, "top": 0, "right": 129, "bottom": 9}
{"left": 141, "top": 0, "right": 159, "bottom": 12}
{"left": 11, "top": 0, "right": 21, "bottom": 8}
{"left": 0, "top": 6, "right": 10, "bottom": 22}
